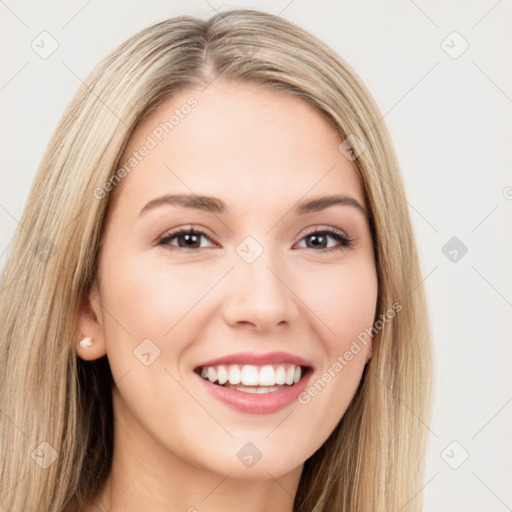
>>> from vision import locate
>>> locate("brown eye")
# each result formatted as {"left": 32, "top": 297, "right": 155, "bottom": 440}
{"left": 158, "top": 228, "right": 216, "bottom": 252}
{"left": 296, "top": 228, "right": 353, "bottom": 252}
{"left": 157, "top": 226, "right": 353, "bottom": 254}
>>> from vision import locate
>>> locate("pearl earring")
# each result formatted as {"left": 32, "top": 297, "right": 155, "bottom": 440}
{"left": 79, "top": 336, "right": 93, "bottom": 348}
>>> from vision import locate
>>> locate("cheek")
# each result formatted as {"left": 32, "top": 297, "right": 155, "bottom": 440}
{"left": 299, "top": 258, "right": 378, "bottom": 349}
{"left": 294, "top": 261, "right": 377, "bottom": 442}
{"left": 101, "top": 251, "right": 210, "bottom": 338}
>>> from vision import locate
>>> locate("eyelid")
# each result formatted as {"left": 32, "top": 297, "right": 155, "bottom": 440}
{"left": 300, "top": 224, "right": 350, "bottom": 239}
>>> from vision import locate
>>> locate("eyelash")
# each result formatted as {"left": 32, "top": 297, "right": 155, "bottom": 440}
{"left": 157, "top": 225, "right": 354, "bottom": 254}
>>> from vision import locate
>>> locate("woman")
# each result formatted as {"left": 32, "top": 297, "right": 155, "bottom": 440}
{"left": 0, "top": 9, "right": 432, "bottom": 512}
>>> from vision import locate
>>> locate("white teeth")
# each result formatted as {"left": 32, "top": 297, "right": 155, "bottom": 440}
{"left": 275, "top": 365, "right": 286, "bottom": 385}
{"left": 285, "top": 366, "right": 295, "bottom": 385}
{"left": 241, "top": 365, "right": 259, "bottom": 386}
{"left": 197, "top": 363, "right": 306, "bottom": 388}
{"left": 228, "top": 365, "right": 241, "bottom": 385}
{"left": 207, "top": 367, "right": 217, "bottom": 383}
{"left": 258, "top": 365, "right": 276, "bottom": 386}
{"left": 224, "top": 384, "right": 282, "bottom": 394}
{"left": 217, "top": 365, "right": 228, "bottom": 385}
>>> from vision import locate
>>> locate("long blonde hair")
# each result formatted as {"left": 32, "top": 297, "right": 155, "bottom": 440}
{"left": 0, "top": 9, "right": 432, "bottom": 511}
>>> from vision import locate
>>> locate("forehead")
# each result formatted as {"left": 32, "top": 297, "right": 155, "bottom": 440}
{"left": 111, "top": 79, "right": 365, "bottom": 218}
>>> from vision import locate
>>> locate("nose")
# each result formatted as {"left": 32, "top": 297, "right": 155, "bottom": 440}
{"left": 221, "top": 250, "right": 300, "bottom": 332}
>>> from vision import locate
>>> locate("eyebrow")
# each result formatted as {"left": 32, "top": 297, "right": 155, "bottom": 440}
{"left": 138, "top": 193, "right": 369, "bottom": 219}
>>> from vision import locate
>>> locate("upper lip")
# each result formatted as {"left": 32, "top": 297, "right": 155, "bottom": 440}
{"left": 194, "top": 351, "right": 313, "bottom": 370}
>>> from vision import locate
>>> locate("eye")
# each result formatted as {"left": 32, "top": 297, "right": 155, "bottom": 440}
{"left": 157, "top": 225, "right": 354, "bottom": 253}
{"left": 158, "top": 226, "right": 217, "bottom": 252}
{"left": 295, "top": 227, "right": 354, "bottom": 252}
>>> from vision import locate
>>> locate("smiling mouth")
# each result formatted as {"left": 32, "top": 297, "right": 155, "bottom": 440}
{"left": 194, "top": 363, "right": 311, "bottom": 394}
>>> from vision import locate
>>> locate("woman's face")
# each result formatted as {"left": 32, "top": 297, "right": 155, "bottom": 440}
{"left": 79, "top": 79, "right": 378, "bottom": 481}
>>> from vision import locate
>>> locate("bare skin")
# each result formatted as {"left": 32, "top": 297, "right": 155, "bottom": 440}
{"left": 77, "top": 79, "right": 377, "bottom": 512}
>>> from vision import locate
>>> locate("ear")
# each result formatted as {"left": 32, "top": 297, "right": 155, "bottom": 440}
{"left": 76, "top": 279, "right": 108, "bottom": 361}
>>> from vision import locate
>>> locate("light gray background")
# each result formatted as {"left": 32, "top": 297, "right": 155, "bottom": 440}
{"left": 1, "top": 1, "right": 511, "bottom": 511}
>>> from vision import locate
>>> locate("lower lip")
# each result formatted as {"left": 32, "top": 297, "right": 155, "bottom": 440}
{"left": 196, "top": 371, "right": 312, "bottom": 414}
